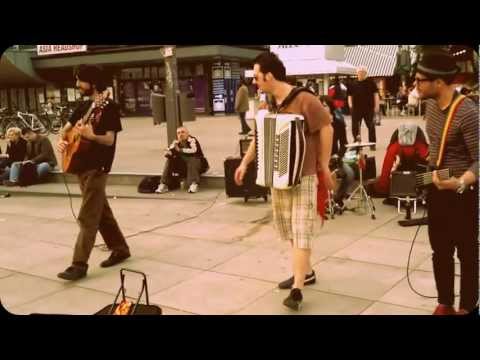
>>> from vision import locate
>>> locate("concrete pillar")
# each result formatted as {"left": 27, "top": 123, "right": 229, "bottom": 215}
{"left": 164, "top": 46, "right": 180, "bottom": 145}
{"left": 323, "top": 74, "right": 330, "bottom": 96}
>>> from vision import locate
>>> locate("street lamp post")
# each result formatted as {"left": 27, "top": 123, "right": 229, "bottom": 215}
{"left": 163, "top": 45, "right": 181, "bottom": 145}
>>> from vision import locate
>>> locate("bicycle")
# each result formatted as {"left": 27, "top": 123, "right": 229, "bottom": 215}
{"left": 50, "top": 104, "right": 73, "bottom": 134}
{"left": 3, "top": 111, "right": 50, "bottom": 135}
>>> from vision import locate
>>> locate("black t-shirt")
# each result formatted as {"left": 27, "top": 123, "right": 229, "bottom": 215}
{"left": 68, "top": 100, "right": 122, "bottom": 173}
{"left": 347, "top": 79, "right": 378, "bottom": 113}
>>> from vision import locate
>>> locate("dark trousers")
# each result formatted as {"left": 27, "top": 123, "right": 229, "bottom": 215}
{"left": 351, "top": 110, "right": 376, "bottom": 143}
{"left": 73, "top": 169, "right": 129, "bottom": 265}
{"left": 332, "top": 120, "right": 348, "bottom": 157}
{"left": 161, "top": 156, "right": 201, "bottom": 188}
{"left": 238, "top": 112, "right": 251, "bottom": 133}
{"left": 427, "top": 184, "right": 479, "bottom": 311}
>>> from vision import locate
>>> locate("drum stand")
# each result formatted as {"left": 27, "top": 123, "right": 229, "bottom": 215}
{"left": 343, "top": 153, "right": 376, "bottom": 220}
{"left": 325, "top": 170, "right": 343, "bottom": 219}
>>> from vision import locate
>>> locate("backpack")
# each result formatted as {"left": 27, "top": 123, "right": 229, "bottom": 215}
{"left": 18, "top": 162, "right": 38, "bottom": 187}
{"left": 137, "top": 173, "right": 182, "bottom": 194}
{"left": 137, "top": 176, "right": 161, "bottom": 193}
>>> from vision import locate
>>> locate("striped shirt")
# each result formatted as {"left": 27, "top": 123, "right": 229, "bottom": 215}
{"left": 425, "top": 92, "right": 479, "bottom": 178}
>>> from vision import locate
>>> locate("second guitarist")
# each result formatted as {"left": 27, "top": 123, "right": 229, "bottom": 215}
{"left": 415, "top": 50, "right": 478, "bottom": 315}
{"left": 57, "top": 64, "right": 131, "bottom": 281}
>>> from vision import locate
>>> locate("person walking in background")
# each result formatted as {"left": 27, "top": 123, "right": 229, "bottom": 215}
{"left": 234, "top": 78, "right": 251, "bottom": 135}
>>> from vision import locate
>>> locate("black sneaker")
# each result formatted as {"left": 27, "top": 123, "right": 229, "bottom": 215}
{"left": 57, "top": 265, "right": 88, "bottom": 281}
{"left": 100, "top": 251, "right": 131, "bottom": 268}
{"left": 283, "top": 288, "right": 303, "bottom": 311}
{"left": 278, "top": 270, "right": 316, "bottom": 290}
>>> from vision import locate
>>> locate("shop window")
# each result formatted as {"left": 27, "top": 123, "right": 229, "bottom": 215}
{"left": 0, "top": 89, "right": 8, "bottom": 109}
{"left": 144, "top": 67, "right": 151, "bottom": 79}
{"left": 28, "top": 88, "right": 36, "bottom": 111}
{"left": 121, "top": 68, "right": 143, "bottom": 80}
{"left": 10, "top": 89, "right": 18, "bottom": 110}
{"left": 36, "top": 88, "right": 45, "bottom": 106}
{"left": 151, "top": 66, "right": 158, "bottom": 80}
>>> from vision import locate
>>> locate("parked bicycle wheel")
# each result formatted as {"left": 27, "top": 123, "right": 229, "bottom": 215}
{"left": 4, "top": 118, "right": 24, "bottom": 133}
{"left": 35, "top": 114, "right": 51, "bottom": 135}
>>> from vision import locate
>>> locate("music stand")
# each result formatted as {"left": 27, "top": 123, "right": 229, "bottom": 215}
{"left": 343, "top": 142, "right": 376, "bottom": 220}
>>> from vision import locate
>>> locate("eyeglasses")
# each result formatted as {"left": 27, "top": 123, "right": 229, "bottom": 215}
{"left": 414, "top": 77, "right": 433, "bottom": 84}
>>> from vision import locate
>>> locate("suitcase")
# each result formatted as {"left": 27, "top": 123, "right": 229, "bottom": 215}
{"left": 95, "top": 268, "right": 162, "bottom": 315}
{"left": 224, "top": 157, "right": 269, "bottom": 203}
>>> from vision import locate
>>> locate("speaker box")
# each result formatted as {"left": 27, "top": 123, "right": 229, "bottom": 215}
{"left": 390, "top": 171, "right": 417, "bottom": 198}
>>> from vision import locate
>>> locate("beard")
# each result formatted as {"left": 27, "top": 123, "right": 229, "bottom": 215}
{"left": 78, "top": 85, "right": 94, "bottom": 97}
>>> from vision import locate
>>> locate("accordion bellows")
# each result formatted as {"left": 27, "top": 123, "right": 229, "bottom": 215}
{"left": 255, "top": 110, "right": 306, "bottom": 189}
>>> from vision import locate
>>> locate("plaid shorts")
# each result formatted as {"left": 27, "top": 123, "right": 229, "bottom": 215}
{"left": 271, "top": 175, "right": 321, "bottom": 249}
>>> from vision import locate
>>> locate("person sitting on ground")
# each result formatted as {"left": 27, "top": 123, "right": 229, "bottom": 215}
{"left": 0, "top": 127, "right": 27, "bottom": 181}
{"left": 370, "top": 123, "right": 429, "bottom": 197}
{"left": 155, "top": 126, "right": 209, "bottom": 194}
{"left": 3, "top": 127, "right": 57, "bottom": 186}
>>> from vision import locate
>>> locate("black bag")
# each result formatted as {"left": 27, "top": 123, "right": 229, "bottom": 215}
{"left": 200, "top": 157, "right": 210, "bottom": 174}
{"left": 18, "top": 162, "right": 38, "bottom": 187}
{"left": 137, "top": 176, "right": 161, "bottom": 193}
{"left": 224, "top": 157, "right": 269, "bottom": 202}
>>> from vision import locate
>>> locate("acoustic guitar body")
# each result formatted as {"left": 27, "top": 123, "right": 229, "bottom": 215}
{"left": 62, "top": 126, "right": 92, "bottom": 174}
{"left": 62, "top": 97, "right": 109, "bottom": 174}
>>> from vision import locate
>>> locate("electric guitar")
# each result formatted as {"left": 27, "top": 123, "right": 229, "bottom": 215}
{"left": 415, "top": 168, "right": 451, "bottom": 188}
{"left": 62, "top": 94, "right": 110, "bottom": 173}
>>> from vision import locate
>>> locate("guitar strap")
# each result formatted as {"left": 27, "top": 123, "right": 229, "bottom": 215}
{"left": 436, "top": 94, "right": 466, "bottom": 168}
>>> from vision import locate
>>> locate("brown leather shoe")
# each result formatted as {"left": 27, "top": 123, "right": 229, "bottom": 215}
{"left": 432, "top": 304, "right": 456, "bottom": 315}
{"left": 100, "top": 251, "right": 131, "bottom": 268}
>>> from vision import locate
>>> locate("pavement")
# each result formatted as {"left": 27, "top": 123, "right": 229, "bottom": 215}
{"left": 1, "top": 113, "right": 457, "bottom": 315}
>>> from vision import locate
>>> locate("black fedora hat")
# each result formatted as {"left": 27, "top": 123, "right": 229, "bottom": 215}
{"left": 416, "top": 50, "right": 459, "bottom": 78}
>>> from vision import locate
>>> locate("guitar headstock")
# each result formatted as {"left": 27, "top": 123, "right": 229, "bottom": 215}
{"left": 93, "top": 90, "right": 111, "bottom": 109}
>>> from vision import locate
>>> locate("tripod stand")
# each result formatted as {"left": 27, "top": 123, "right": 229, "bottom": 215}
{"left": 343, "top": 144, "right": 376, "bottom": 220}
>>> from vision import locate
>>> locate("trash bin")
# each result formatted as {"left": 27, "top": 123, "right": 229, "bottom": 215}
{"left": 177, "top": 93, "right": 196, "bottom": 122}
{"left": 151, "top": 93, "right": 166, "bottom": 125}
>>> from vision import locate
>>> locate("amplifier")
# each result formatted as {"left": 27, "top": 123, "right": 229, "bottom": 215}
{"left": 390, "top": 171, "right": 417, "bottom": 198}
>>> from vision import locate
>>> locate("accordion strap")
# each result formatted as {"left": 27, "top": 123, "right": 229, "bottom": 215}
{"left": 274, "top": 87, "right": 314, "bottom": 113}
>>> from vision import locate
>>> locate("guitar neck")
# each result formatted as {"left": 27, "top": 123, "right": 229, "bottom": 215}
{"left": 416, "top": 169, "right": 451, "bottom": 187}
{"left": 81, "top": 103, "right": 96, "bottom": 125}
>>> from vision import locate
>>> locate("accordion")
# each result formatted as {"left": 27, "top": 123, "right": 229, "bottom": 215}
{"left": 255, "top": 110, "right": 306, "bottom": 189}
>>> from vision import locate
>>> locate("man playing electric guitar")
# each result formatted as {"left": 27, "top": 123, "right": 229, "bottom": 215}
{"left": 56, "top": 65, "right": 131, "bottom": 281}
{"left": 415, "top": 50, "right": 478, "bottom": 315}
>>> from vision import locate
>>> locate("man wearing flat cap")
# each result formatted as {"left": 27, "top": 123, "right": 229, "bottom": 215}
{"left": 414, "top": 48, "right": 478, "bottom": 315}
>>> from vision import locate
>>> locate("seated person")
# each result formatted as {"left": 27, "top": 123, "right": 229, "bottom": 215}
{"left": 3, "top": 127, "right": 57, "bottom": 186}
{"left": 1, "top": 127, "right": 27, "bottom": 181}
{"left": 329, "top": 154, "right": 355, "bottom": 208}
{"left": 371, "top": 123, "right": 428, "bottom": 197}
{"left": 155, "top": 126, "right": 209, "bottom": 194}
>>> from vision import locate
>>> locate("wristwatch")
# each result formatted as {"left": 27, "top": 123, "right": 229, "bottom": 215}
{"left": 456, "top": 178, "right": 466, "bottom": 194}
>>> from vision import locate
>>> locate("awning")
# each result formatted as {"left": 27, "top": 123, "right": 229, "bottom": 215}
{"left": 283, "top": 59, "right": 357, "bottom": 76}
{"left": 345, "top": 45, "right": 398, "bottom": 77}
{"left": 0, "top": 50, "right": 45, "bottom": 85}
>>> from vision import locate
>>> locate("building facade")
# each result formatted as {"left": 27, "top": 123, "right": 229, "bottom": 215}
{"left": 0, "top": 45, "right": 267, "bottom": 116}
